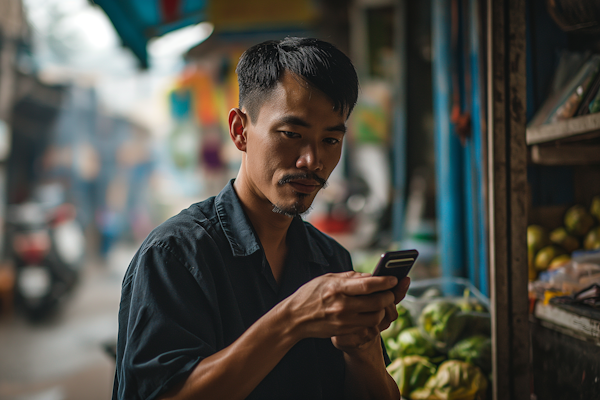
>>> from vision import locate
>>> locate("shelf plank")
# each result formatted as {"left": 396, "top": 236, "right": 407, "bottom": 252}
{"left": 526, "top": 113, "right": 600, "bottom": 145}
{"left": 534, "top": 302, "right": 600, "bottom": 342}
{"left": 530, "top": 144, "right": 600, "bottom": 165}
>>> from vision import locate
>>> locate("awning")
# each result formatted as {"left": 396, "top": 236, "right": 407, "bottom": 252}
{"left": 91, "top": 0, "right": 316, "bottom": 69}
{"left": 92, "top": 0, "right": 209, "bottom": 69}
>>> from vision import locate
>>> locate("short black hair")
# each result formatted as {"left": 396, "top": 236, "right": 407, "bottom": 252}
{"left": 235, "top": 37, "right": 359, "bottom": 123}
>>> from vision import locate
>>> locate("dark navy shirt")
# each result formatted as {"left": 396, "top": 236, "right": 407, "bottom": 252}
{"left": 112, "top": 180, "right": 387, "bottom": 400}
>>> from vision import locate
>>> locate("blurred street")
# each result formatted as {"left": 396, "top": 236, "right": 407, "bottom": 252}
{"left": 0, "top": 1, "right": 442, "bottom": 399}
{"left": 0, "top": 243, "right": 136, "bottom": 400}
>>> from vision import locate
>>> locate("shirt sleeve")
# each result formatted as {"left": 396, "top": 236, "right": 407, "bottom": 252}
{"left": 113, "top": 243, "right": 217, "bottom": 400}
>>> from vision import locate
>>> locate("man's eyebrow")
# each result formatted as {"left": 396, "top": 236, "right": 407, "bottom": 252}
{"left": 277, "top": 115, "right": 310, "bottom": 128}
{"left": 277, "top": 116, "right": 347, "bottom": 134}
{"left": 327, "top": 124, "right": 347, "bottom": 134}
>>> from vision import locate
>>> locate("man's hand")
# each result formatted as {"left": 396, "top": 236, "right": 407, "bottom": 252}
{"left": 331, "top": 275, "right": 411, "bottom": 353}
{"left": 382, "top": 275, "right": 411, "bottom": 331}
{"left": 282, "top": 271, "right": 399, "bottom": 341}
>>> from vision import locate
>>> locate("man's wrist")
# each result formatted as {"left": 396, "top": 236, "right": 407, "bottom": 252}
{"left": 341, "top": 335, "right": 383, "bottom": 363}
{"left": 268, "top": 297, "right": 306, "bottom": 347}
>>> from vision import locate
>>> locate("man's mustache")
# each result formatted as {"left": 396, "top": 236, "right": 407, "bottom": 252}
{"left": 278, "top": 173, "right": 328, "bottom": 189}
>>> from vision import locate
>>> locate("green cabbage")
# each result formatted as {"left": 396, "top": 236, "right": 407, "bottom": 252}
{"left": 418, "top": 301, "right": 466, "bottom": 351}
{"left": 409, "top": 360, "right": 488, "bottom": 400}
{"left": 387, "top": 355, "right": 437, "bottom": 397}
{"left": 455, "top": 289, "right": 487, "bottom": 313}
{"left": 448, "top": 335, "right": 492, "bottom": 373}
{"left": 395, "top": 327, "right": 437, "bottom": 358}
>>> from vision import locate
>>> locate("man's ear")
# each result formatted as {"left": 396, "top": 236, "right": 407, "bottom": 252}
{"left": 228, "top": 108, "right": 248, "bottom": 152}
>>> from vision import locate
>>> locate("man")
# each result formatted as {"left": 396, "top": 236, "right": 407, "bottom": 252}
{"left": 113, "top": 37, "right": 410, "bottom": 400}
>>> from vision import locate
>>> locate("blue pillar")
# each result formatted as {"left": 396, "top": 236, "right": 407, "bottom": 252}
{"left": 433, "top": 0, "right": 465, "bottom": 278}
{"left": 392, "top": 0, "right": 408, "bottom": 243}
{"left": 469, "top": 0, "right": 489, "bottom": 296}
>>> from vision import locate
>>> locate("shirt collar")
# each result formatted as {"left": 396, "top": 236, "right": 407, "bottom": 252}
{"left": 215, "top": 180, "right": 329, "bottom": 266}
{"left": 215, "top": 180, "right": 261, "bottom": 257}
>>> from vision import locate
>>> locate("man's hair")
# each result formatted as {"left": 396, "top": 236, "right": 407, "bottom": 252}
{"left": 235, "top": 37, "right": 359, "bottom": 123}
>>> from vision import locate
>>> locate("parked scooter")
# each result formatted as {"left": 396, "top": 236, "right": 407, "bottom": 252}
{"left": 6, "top": 201, "right": 85, "bottom": 321}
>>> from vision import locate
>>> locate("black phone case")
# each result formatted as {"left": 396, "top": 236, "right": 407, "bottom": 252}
{"left": 372, "top": 249, "right": 419, "bottom": 279}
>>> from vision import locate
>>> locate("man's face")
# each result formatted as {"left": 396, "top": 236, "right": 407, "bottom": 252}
{"left": 242, "top": 72, "right": 347, "bottom": 217}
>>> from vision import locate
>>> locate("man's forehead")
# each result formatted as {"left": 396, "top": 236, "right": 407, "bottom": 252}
{"left": 247, "top": 74, "right": 346, "bottom": 124}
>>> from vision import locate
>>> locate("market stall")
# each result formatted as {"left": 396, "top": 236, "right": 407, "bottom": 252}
{"left": 524, "top": 0, "right": 600, "bottom": 398}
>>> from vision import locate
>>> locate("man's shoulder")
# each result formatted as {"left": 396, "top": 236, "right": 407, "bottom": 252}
{"left": 139, "top": 197, "right": 222, "bottom": 257}
{"left": 120, "top": 196, "right": 231, "bottom": 294}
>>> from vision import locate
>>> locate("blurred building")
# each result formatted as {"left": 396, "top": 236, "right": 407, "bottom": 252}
{"left": 0, "top": 0, "right": 440, "bottom": 315}
{"left": 0, "top": 0, "right": 30, "bottom": 314}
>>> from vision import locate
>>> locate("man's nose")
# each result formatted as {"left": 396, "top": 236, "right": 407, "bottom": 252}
{"left": 296, "top": 143, "right": 323, "bottom": 171}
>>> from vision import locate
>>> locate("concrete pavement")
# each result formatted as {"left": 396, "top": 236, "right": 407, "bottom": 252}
{"left": 0, "top": 243, "right": 136, "bottom": 400}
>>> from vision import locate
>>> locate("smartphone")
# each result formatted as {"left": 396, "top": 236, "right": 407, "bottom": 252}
{"left": 372, "top": 249, "right": 419, "bottom": 279}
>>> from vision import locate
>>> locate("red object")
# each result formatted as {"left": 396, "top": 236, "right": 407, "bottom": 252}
{"left": 13, "top": 231, "right": 51, "bottom": 264}
{"left": 311, "top": 215, "right": 355, "bottom": 234}
{"left": 161, "top": 0, "right": 180, "bottom": 23}
{"left": 49, "top": 203, "right": 77, "bottom": 227}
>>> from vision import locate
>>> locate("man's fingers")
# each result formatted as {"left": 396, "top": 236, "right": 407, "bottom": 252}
{"left": 341, "top": 271, "right": 364, "bottom": 279}
{"left": 379, "top": 304, "right": 399, "bottom": 331}
{"left": 341, "top": 290, "right": 395, "bottom": 314}
{"left": 339, "top": 275, "right": 398, "bottom": 296}
{"left": 332, "top": 310, "right": 386, "bottom": 336}
{"left": 332, "top": 327, "right": 380, "bottom": 350}
{"left": 393, "top": 277, "right": 411, "bottom": 304}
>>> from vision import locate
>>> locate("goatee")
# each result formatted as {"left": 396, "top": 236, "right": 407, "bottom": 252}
{"left": 271, "top": 196, "right": 313, "bottom": 218}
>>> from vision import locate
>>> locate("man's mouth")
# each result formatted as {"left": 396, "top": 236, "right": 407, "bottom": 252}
{"left": 288, "top": 180, "right": 320, "bottom": 194}
{"left": 279, "top": 173, "right": 328, "bottom": 194}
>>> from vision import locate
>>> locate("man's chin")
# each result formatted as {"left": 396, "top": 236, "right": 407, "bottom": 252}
{"left": 271, "top": 201, "right": 313, "bottom": 218}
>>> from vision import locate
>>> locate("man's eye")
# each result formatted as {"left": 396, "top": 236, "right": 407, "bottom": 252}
{"left": 281, "top": 131, "right": 299, "bottom": 138}
{"left": 324, "top": 138, "right": 341, "bottom": 145}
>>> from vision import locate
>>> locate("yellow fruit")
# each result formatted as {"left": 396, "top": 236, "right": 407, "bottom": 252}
{"left": 564, "top": 205, "right": 595, "bottom": 237}
{"left": 534, "top": 246, "right": 566, "bottom": 271}
{"left": 549, "top": 227, "right": 580, "bottom": 253}
{"left": 548, "top": 254, "right": 571, "bottom": 270}
{"left": 527, "top": 225, "right": 548, "bottom": 252}
{"left": 584, "top": 227, "right": 600, "bottom": 250}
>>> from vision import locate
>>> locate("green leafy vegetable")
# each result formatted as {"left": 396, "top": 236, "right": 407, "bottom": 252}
{"left": 396, "top": 327, "right": 437, "bottom": 358}
{"left": 388, "top": 355, "right": 437, "bottom": 397}
{"left": 448, "top": 335, "right": 492, "bottom": 373}
{"left": 418, "top": 301, "right": 466, "bottom": 351}
{"left": 410, "top": 360, "right": 488, "bottom": 400}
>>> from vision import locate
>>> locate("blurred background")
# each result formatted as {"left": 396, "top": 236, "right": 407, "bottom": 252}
{"left": 3, "top": 0, "right": 594, "bottom": 398}
{"left": 0, "top": 1, "right": 439, "bottom": 398}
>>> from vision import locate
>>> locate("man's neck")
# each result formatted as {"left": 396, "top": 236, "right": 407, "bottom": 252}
{"left": 232, "top": 177, "right": 293, "bottom": 282}
{"left": 233, "top": 176, "right": 292, "bottom": 253}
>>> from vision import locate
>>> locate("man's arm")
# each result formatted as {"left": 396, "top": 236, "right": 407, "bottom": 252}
{"left": 334, "top": 276, "right": 411, "bottom": 400}
{"left": 158, "top": 297, "right": 298, "bottom": 400}
{"left": 340, "top": 335, "right": 401, "bottom": 400}
{"left": 158, "top": 272, "right": 400, "bottom": 400}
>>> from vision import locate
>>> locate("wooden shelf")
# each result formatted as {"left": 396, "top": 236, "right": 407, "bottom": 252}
{"left": 534, "top": 302, "right": 600, "bottom": 343}
{"left": 527, "top": 113, "right": 600, "bottom": 165}
{"left": 526, "top": 113, "right": 600, "bottom": 145}
{"left": 530, "top": 143, "right": 600, "bottom": 165}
